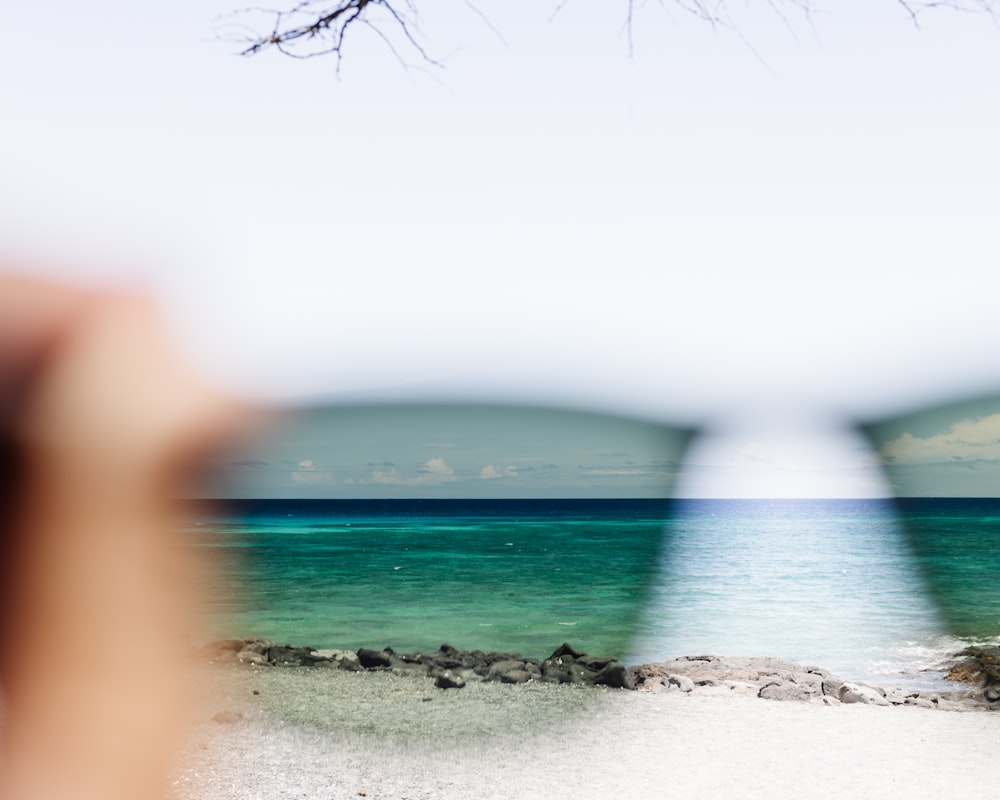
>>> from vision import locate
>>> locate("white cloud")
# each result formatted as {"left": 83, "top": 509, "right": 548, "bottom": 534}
{"left": 881, "top": 414, "right": 1000, "bottom": 464}
{"left": 291, "top": 458, "right": 334, "bottom": 485}
{"left": 418, "top": 457, "right": 454, "bottom": 478}
{"left": 370, "top": 467, "right": 402, "bottom": 484}
{"left": 370, "top": 457, "right": 456, "bottom": 485}
{"left": 480, "top": 464, "right": 519, "bottom": 480}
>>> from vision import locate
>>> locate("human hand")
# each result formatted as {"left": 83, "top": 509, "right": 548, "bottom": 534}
{"left": 0, "top": 272, "right": 243, "bottom": 800}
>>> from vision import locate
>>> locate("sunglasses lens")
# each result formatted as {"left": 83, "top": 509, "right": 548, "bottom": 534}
{"left": 189, "top": 405, "right": 692, "bottom": 665}
{"left": 864, "top": 398, "right": 1000, "bottom": 641}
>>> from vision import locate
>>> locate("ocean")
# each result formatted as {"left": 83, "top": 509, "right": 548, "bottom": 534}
{"left": 183, "top": 497, "right": 1000, "bottom": 692}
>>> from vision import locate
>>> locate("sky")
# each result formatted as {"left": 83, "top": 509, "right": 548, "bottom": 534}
{"left": 214, "top": 404, "right": 693, "bottom": 499}
{"left": 3, "top": 1, "right": 1000, "bottom": 497}
{"left": 208, "top": 399, "right": 1000, "bottom": 499}
{"left": 867, "top": 397, "right": 1000, "bottom": 497}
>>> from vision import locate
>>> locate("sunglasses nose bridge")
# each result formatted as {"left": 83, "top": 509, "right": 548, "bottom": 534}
{"left": 672, "top": 416, "right": 892, "bottom": 500}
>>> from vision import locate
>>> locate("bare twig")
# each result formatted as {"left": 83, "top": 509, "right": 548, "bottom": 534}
{"left": 217, "top": 0, "right": 998, "bottom": 67}
{"left": 464, "top": 0, "right": 508, "bottom": 48}
{"left": 217, "top": 0, "right": 439, "bottom": 69}
{"left": 896, "top": 0, "right": 999, "bottom": 28}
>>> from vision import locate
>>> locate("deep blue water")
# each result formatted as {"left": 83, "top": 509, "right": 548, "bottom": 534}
{"left": 182, "top": 497, "right": 1000, "bottom": 691}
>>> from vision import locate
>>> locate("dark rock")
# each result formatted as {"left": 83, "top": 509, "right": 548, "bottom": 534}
{"left": 313, "top": 649, "right": 363, "bottom": 671}
{"left": 357, "top": 648, "right": 395, "bottom": 669}
{"left": 498, "top": 669, "right": 533, "bottom": 684}
{"left": 946, "top": 647, "right": 1000, "bottom": 688}
{"left": 547, "top": 643, "right": 585, "bottom": 660}
{"left": 541, "top": 653, "right": 597, "bottom": 685}
{"left": 595, "top": 662, "right": 635, "bottom": 690}
{"left": 472, "top": 652, "right": 525, "bottom": 677}
{"left": 540, "top": 643, "right": 628, "bottom": 687}
{"left": 269, "top": 645, "right": 331, "bottom": 666}
{"left": 434, "top": 670, "right": 466, "bottom": 689}
{"left": 539, "top": 662, "right": 577, "bottom": 684}
{"left": 428, "top": 655, "right": 465, "bottom": 670}
{"left": 484, "top": 651, "right": 523, "bottom": 665}
{"left": 486, "top": 659, "right": 530, "bottom": 682}
{"left": 578, "top": 654, "right": 617, "bottom": 671}
{"left": 329, "top": 641, "right": 642, "bottom": 686}
{"left": 428, "top": 645, "right": 488, "bottom": 672}
{"left": 481, "top": 656, "right": 540, "bottom": 681}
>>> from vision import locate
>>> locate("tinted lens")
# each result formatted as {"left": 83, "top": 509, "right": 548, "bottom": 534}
{"left": 864, "top": 397, "right": 1000, "bottom": 640}
{"left": 187, "top": 404, "right": 692, "bottom": 677}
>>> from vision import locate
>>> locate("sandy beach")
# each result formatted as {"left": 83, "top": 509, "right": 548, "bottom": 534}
{"left": 171, "top": 663, "right": 1000, "bottom": 800}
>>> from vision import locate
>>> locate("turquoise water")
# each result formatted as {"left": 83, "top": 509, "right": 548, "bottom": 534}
{"left": 892, "top": 498, "right": 1000, "bottom": 639}
{"left": 187, "top": 499, "right": 671, "bottom": 659}
{"left": 184, "top": 498, "right": 1000, "bottom": 691}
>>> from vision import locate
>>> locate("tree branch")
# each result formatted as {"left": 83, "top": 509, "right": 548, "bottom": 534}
{"left": 217, "top": 0, "right": 438, "bottom": 68}
{"left": 217, "top": 0, "right": 998, "bottom": 67}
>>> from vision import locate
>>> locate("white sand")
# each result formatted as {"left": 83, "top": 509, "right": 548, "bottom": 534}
{"left": 171, "top": 665, "right": 1000, "bottom": 799}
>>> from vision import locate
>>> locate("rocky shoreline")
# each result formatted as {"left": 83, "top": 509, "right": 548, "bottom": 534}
{"left": 631, "top": 654, "right": 996, "bottom": 711}
{"left": 200, "top": 637, "right": 1000, "bottom": 713}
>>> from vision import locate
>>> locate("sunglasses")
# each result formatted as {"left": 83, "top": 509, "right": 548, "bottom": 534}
{"left": 184, "top": 397, "right": 1000, "bottom": 717}
{"left": 864, "top": 396, "right": 1000, "bottom": 644}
